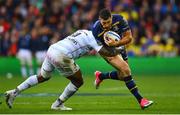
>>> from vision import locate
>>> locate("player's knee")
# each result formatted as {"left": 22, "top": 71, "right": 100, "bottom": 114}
{"left": 120, "top": 67, "right": 131, "bottom": 76}
{"left": 41, "top": 72, "right": 51, "bottom": 79}
{"left": 37, "top": 75, "right": 50, "bottom": 83}
{"left": 40, "top": 69, "right": 52, "bottom": 80}
{"left": 125, "top": 67, "right": 131, "bottom": 74}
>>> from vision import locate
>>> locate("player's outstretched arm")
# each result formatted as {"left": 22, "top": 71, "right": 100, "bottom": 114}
{"left": 98, "top": 46, "right": 120, "bottom": 57}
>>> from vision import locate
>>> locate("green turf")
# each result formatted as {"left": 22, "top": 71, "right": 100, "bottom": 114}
{"left": 0, "top": 75, "right": 180, "bottom": 114}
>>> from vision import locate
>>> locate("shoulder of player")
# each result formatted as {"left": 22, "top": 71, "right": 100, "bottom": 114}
{"left": 112, "top": 14, "right": 124, "bottom": 22}
{"left": 92, "top": 21, "right": 103, "bottom": 37}
{"left": 112, "top": 14, "right": 129, "bottom": 28}
{"left": 92, "top": 20, "right": 101, "bottom": 30}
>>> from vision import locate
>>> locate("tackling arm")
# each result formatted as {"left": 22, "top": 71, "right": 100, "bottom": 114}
{"left": 98, "top": 46, "right": 120, "bottom": 57}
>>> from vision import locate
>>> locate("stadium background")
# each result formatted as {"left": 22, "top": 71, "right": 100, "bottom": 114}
{"left": 0, "top": 0, "right": 180, "bottom": 114}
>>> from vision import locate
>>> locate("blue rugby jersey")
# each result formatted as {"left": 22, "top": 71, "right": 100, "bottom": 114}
{"left": 92, "top": 14, "right": 130, "bottom": 60}
{"left": 92, "top": 14, "right": 130, "bottom": 46}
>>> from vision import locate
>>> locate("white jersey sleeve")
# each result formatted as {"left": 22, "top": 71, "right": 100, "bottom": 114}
{"left": 86, "top": 30, "right": 102, "bottom": 52}
{"left": 51, "top": 30, "right": 102, "bottom": 59}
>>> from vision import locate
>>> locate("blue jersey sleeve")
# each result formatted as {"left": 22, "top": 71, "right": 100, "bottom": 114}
{"left": 92, "top": 21, "right": 104, "bottom": 45}
{"left": 113, "top": 14, "right": 130, "bottom": 34}
{"left": 92, "top": 21, "right": 99, "bottom": 40}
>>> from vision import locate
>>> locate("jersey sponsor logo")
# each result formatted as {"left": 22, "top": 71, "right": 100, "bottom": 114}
{"left": 112, "top": 26, "right": 119, "bottom": 32}
{"left": 68, "top": 37, "right": 78, "bottom": 45}
{"left": 112, "top": 21, "right": 120, "bottom": 32}
{"left": 98, "top": 30, "right": 106, "bottom": 37}
{"left": 112, "top": 21, "right": 120, "bottom": 26}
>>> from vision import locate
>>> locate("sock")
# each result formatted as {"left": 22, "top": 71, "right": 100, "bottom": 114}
{"left": 21, "top": 66, "right": 27, "bottom": 78}
{"left": 100, "top": 71, "right": 119, "bottom": 80}
{"left": 124, "top": 75, "right": 143, "bottom": 103}
{"left": 17, "top": 75, "right": 38, "bottom": 92}
{"left": 53, "top": 98, "right": 63, "bottom": 107}
{"left": 59, "top": 82, "right": 78, "bottom": 102}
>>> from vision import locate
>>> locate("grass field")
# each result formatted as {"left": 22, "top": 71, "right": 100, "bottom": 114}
{"left": 0, "top": 75, "right": 180, "bottom": 114}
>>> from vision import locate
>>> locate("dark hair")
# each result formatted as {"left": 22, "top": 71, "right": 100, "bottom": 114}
{"left": 99, "top": 8, "right": 111, "bottom": 20}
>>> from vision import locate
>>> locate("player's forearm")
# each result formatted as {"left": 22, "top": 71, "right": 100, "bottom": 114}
{"left": 115, "top": 36, "right": 132, "bottom": 47}
{"left": 115, "top": 30, "right": 132, "bottom": 47}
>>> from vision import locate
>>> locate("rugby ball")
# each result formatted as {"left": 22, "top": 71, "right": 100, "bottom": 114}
{"left": 104, "top": 31, "right": 121, "bottom": 41}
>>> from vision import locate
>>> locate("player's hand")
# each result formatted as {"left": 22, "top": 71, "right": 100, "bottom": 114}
{"left": 104, "top": 37, "right": 117, "bottom": 47}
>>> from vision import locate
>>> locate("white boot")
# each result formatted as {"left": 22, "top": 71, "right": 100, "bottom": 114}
{"left": 5, "top": 89, "right": 18, "bottom": 108}
{"left": 51, "top": 99, "right": 72, "bottom": 110}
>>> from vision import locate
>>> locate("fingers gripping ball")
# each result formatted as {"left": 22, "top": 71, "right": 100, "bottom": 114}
{"left": 104, "top": 31, "right": 121, "bottom": 41}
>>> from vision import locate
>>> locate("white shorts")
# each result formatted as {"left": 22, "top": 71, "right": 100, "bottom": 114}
{"left": 41, "top": 46, "right": 80, "bottom": 78}
{"left": 35, "top": 51, "right": 46, "bottom": 64}
{"left": 17, "top": 49, "right": 32, "bottom": 66}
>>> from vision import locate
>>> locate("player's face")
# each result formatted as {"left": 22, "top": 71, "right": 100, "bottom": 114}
{"left": 99, "top": 16, "right": 112, "bottom": 31}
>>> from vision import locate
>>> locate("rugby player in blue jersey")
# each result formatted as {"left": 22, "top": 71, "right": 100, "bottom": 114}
{"left": 92, "top": 8, "right": 153, "bottom": 109}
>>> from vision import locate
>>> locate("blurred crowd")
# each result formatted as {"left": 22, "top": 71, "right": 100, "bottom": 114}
{"left": 0, "top": 0, "right": 180, "bottom": 57}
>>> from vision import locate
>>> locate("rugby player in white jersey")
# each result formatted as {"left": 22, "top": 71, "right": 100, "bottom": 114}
{"left": 5, "top": 30, "right": 119, "bottom": 110}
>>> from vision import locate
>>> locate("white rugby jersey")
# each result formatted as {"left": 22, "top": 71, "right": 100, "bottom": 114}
{"left": 51, "top": 30, "right": 102, "bottom": 59}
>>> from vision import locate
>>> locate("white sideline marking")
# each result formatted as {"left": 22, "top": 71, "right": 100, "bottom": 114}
{"left": 1, "top": 93, "right": 180, "bottom": 97}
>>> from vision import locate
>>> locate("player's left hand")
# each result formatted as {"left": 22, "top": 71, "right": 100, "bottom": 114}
{"left": 104, "top": 37, "right": 118, "bottom": 47}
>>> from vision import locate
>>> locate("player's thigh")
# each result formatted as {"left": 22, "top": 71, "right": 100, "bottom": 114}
{"left": 104, "top": 55, "right": 130, "bottom": 73}
{"left": 46, "top": 46, "right": 79, "bottom": 77}
{"left": 41, "top": 58, "right": 55, "bottom": 79}
{"left": 56, "top": 57, "right": 80, "bottom": 77}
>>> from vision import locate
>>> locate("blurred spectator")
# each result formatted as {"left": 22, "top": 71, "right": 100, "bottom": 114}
{"left": 163, "top": 38, "right": 178, "bottom": 57}
{"left": 0, "top": 17, "right": 10, "bottom": 35}
{"left": 16, "top": 22, "right": 33, "bottom": 78}
{"left": 0, "top": 32, "right": 11, "bottom": 56}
